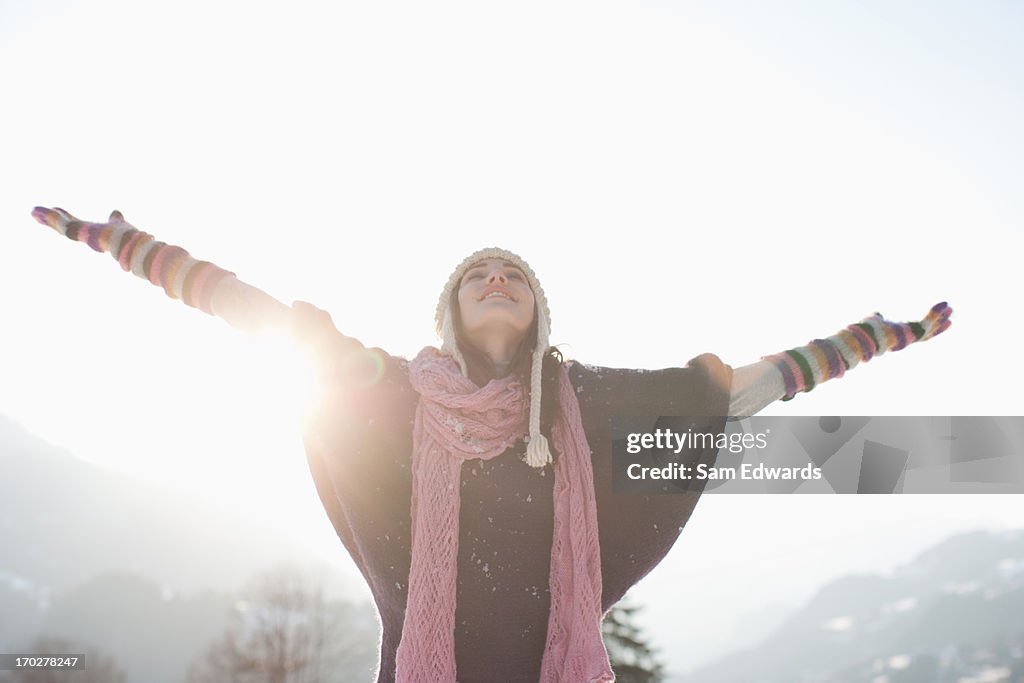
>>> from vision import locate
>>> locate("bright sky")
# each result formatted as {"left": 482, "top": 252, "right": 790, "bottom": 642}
{"left": 1, "top": 0, "right": 1022, "bottom": 676}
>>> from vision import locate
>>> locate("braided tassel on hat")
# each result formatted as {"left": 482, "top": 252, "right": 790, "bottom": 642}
{"left": 435, "top": 247, "right": 553, "bottom": 468}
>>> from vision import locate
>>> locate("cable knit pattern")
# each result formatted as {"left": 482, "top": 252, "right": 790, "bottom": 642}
{"left": 541, "top": 362, "right": 613, "bottom": 682}
{"left": 398, "top": 346, "right": 612, "bottom": 682}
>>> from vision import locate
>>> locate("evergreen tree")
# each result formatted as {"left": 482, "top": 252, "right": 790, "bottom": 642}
{"left": 602, "top": 598, "right": 666, "bottom": 683}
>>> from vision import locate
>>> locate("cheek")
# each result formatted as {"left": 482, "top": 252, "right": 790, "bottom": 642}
{"left": 457, "top": 291, "right": 476, "bottom": 322}
{"left": 522, "top": 292, "right": 536, "bottom": 314}
{"left": 520, "top": 300, "right": 537, "bottom": 326}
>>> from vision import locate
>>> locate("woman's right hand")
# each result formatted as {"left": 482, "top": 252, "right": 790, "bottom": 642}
{"left": 32, "top": 207, "right": 130, "bottom": 242}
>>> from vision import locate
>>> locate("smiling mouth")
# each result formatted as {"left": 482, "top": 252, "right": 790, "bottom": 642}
{"left": 480, "top": 291, "right": 516, "bottom": 302}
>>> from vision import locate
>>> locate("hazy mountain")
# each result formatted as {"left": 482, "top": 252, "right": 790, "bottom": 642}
{"left": 674, "top": 529, "right": 1024, "bottom": 683}
{"left": 0, "top": 568, "right": 380, "bottom": 683}
{"left": 0, "top": 412, "right": 356, "bottom": 600}
{"left": 0, "top": 413, "right": 380, "bottom": 682}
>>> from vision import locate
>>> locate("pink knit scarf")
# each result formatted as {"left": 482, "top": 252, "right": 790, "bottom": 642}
{"left": 395, "top": 346, "right": 614, "bottom": 682}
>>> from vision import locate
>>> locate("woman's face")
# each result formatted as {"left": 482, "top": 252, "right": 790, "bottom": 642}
{"left": 457, "top": 258, "right": 536, "bottom": 346}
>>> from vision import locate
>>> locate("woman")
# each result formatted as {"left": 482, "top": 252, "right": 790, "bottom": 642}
{"left": 31, "top": 207, "right": 952, "bottom": 682}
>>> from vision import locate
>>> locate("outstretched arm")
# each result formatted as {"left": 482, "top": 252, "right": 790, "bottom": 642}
{"left": 729, "top": 360, "right": 786, "bottom": 417}
{"left": 31, "top": 207, "right": 290, "bottom": 334}
{"left": 728, "top": 303, "right": 954, "bottom": 417}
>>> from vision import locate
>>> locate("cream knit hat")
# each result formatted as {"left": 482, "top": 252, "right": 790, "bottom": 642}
{"left": 434, "top": 247, "right": 553, "bottom": 468}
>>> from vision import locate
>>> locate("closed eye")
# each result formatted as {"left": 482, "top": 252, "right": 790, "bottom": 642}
{"left": 462, "top": 263, "right": 525, "bottom": 283}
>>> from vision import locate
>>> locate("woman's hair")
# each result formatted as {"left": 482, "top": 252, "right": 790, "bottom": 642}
{"left": 449, "top": 285, "right": 564, "bottom": 461}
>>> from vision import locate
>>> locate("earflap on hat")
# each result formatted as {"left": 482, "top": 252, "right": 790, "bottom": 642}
{"left": 435, "top": 247, "right": 553, "bottom": 468}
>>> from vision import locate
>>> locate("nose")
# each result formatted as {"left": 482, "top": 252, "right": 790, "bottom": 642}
{"left": 485, "top": 267, "right": 508, "bottom": 284}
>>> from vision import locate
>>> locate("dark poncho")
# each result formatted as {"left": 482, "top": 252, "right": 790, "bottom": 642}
{"left": 301, "top": 332, "right": 732, "bottom": 683}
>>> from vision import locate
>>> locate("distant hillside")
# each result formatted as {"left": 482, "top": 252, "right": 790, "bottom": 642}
{"left": 0, "top": 414, "right": 381, "bottom": 682}
{"left": 676, "top": 529, "right": 1024, "bottom": 683}
{"left": 0, "top": 413, "right": 361, "bottom": 605}
{"left": 0, "top": 569, "right": 380, "bottom": 683}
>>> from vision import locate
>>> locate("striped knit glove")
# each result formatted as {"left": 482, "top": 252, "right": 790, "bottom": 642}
{"left": 32, "top": 207, "right": 235, "bottom": 315}
{"left": 761, "top": 302, "right": 953, "bottom": 401}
